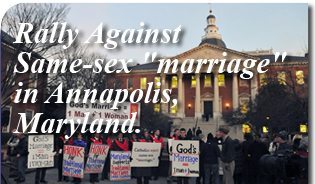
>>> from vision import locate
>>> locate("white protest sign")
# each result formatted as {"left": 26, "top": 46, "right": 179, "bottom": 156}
{"left": 110, "top": 151, "right": 131, "bottom": 181}
{"left": 171, "top": 140, "right": 199, "bottom": 177}
{"left": 66, "top": 101, "right": 140, "bottom": 126}
{"left": 28, "top": 135, "right": 54, "bottom": 169}
{"left": 130, "top": 142, "right": 161, "bottom": 167}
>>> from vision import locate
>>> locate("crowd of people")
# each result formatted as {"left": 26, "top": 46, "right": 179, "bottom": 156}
{"left": 5, "top": 125, "right": 308, "bottom": 184}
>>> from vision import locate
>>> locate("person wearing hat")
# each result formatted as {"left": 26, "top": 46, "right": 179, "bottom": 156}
{"left": 274, "top": 131, "right": 292, "bottom": 155}
{"left": 217, "top": 126, "right": 235, "bottom": 184}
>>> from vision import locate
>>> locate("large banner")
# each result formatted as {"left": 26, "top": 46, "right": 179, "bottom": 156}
{"left": 27, "top": 135, "right": 54, "bottom": 169}
{"left": 63, "top": 145, "right": 85, "bottom": 178}
{"left": 85, "top": 144, "right": 109, "bottom": 173}
{"left": 130, "top": 142, "right": 161, "bottom": 167}
{"left": 171, "top": 140, "right": 199, "bottom": 177}
{"left": 66, "top": 101, "right": 140, "bottom": 126}
{"left": 110, "top": 151, "right": 131, "bottom": 181}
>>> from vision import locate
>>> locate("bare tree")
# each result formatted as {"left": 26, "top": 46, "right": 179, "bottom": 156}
{"left": 1, "top": 3, "right": 69, "bottom": 108}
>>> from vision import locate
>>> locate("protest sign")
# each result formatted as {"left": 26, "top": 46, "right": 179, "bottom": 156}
{"left": 171, "top": 140, "right": 199, "bottom": 177}
{"left": 63, "top": 145, "right": 85, "bottom": 178}
{"left": 130, "top": 142, "right": 161, "bottom": 167}
{"left": 110, "top": 151, "right": 131, "bottom": 181}
{"left": 66, "top": 101, "right": 140, "bottom": 126}
{"left": 27, "top": 135, "right": 54, "bottom": 169}
{"left": 85, "top": 144, "right": 109, "bottom": 173}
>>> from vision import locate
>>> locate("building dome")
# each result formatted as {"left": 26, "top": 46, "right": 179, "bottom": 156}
{"left": 200, "top": 10, "right": 226, "bottom": 48}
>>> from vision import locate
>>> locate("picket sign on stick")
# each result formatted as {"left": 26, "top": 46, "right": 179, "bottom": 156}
{"left": 85, "top": 144, "right": 109, "bottom": 173}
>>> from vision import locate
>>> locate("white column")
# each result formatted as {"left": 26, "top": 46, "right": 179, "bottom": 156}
{"left": 213, "top": 73, "right": 220, "bottom": 119}
{"left": 232, "top": 73, "right": 239, "bottom": 110}
{"left": 195, "top": 74, "right": 201, "bottom": 118}
{"left": 251, "top": 72, "right": 258, "bottom": 101}
{"left": 161, "top": 74, "right": 168, "bottom": 113}
{"left": 177, "top": 73, "right": 185, "bottom": 118}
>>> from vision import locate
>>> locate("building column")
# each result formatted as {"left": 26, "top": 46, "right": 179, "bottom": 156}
{"left": 161, "top": 74, "right": 168, "bottom": 113}
{"left": 177, "top": 73, "right": 185, "bottom": 118}
{"left": 251, "top": 72, "right": 258, "bottom": 102}
{"left": 213, "top": 73, "right": 220, "bottom": 119}
{"left": 232, "top": 73, "right": 239, "bottom": 110}
{"left": 195, "top": 73, "right": 201, "bottom": 118}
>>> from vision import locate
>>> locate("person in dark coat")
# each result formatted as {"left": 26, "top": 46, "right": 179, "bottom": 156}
{"left": 72, "top": 132, "right": 87, "bottom": 184}
{"left": 111, "top": 132, "right": 129, "bottom": 152}
{"left": 133, "top": 129, "right": 153, "bottom": 184}
{"left": 217, "top": 126, "right": 235, "bottom": 184}
{"left": 241, "top": 133, "right": 253, "bottom": 184}
{"left": 233, "top": 139, "right": 243, "bottom": 184}
{"left": 201, "top": 133, "right": 220, "bottom": 184}
{"left": 247, "top": 135, "right": 269, "bottom": 183}
{"left": 151, "top": 129, "right": 164, "bottom": 180}
{"left": 15, "top": 132, "right": 28, "bottom": 183}
{"left": 56, "top": 129, "right": 73, "bottom": 182}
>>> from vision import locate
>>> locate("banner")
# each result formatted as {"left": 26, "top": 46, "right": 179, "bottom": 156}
{"left": 130, "top": 142, "right": 161, "bottom": 167}
{"left": 66, "top": 101, "right": 140, "bottom": 126}
{"left": 63, "top": 145, "right": 85, "bottom": 178}
{"left": 27, "top": 135, "right": 54, "bottom": 169}
{"left": 85, "top": 144, "right": 109, "bottom": 173}
{"left": 110, "top": 151, "right": 131, "bottom": 181}
{"left": 171, "top": 140, "right": 199, "bottom": 177}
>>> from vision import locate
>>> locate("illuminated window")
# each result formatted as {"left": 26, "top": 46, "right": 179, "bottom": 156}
{"left": 170, "top": 103, "right": 177, "bottom": 115}
{"left": 262, "top": 126, "right": 269, "bottom": 133}
{"left": 260, "top": 73, "right": 267, "bottom": 86}
{"left": 240, "top": 98, "right": 250, "bottom": 114}
{"left": 242, "top": 124, "right": 251, "bottom": 133}
{"left": 127, "top": 78, "right": 133, "bottom": 89}
{"left": 171, "top": 76, "right": 178, "bottom": 88}
{"left": 204, "top": 75, "right": 211, "bottom": 87}
{"left": 140, "top": 77, "right": 147, "bottom": 89}
{"left": 154, "top": 77, "right": 161, "bottom": 89}
{"left": 191, "top": 76, "right": 196, "bottom": 88}
{"left": 277, "top": 72, "right": 286, "bottom": 85}
{"left": 296, "top": 70, "right": 305, "bottom": 85}
{"left": 154, "top": 104, "right": 160, "bottom": 112}
{"left": 218, "top": 74, "right": 225, "bottom": 87}
{"left": 300, "top": 124, "right": 307, "bottom": 133}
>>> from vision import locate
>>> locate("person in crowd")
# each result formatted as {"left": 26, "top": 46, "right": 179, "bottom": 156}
{"left": 196, "top": 133, "right": 204, "bottom": 184}
{"left": 6, "top": 129, "right": 19, "bottom": 178}
{"left": 72, "top": 132, "right": 87, "bottom": 184}
{"left": 133, "top": 129, "right": 153, "bottom": 184}
{"left": 112, "top": 131, "right": 129, "bottom": 151}
{"left": 89, "top": 133, "right": 103, "bottom": 184}
{"left": 167, "top": 128, "right": 180, "bottom": 183}
{"left": 216, "top": 126, "right": 235, "bottom": 184}
{"left": 56, "top": 129, "right": 73, "bottom": 182}
{"left": 292, "top": 134, "right": 302, "bottom": 152}
{"left": 268, "top": 134, "right": 278, "bottom": 154}
{"left": 196, "top": 127, "right": 202, "bottom": 137}
{"left": 274, "top": 131, "right": 292, "bottom": 155}
{"left": 151, "top": 129, "right": 164, "bottom": 180}
{"left": 241, "top": 133, "right": 253, "bottom": 184}
{"left": 247, "top": 135, "right": 269, "bottom": 183}
{"left": 177, "top": 128, "right": 190, "bottom": 184}
{"left": 101, "top": 132, "right": 113, "bottom": 180}
{"left": 200, "top": 133, "right": 220, "bottom": 184}
{"left": 15, "top": 132, "right": 28, "bottom": 183}
{"left": 35, "top": 168, "right": 47, "bottom": 184}
{"left": 187, "top": 128, "right": 193, "bottom": 140}
{"left": 233, "top": 139, "right": 243, "bottom": 184}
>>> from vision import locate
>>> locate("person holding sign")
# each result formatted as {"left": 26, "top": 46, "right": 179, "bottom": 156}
{"left": 112, "top": 132, "right": 129, "bottom": 152}
{"left": 177, "top": 128, "right": 190, "bottom": 184}
{"left": 56, "top": 129, "right": 73, "bottom": 182}
{"left": 15, "top": 132, "right": 28, "bottom": 183}
{"left": 88, "top": 133, "right": 103, "bottom": 184}
{"left": 151, "top": 129, "right": 164, "bottom": 180}
{"left": 72, "top": 132, "right": 87, "bottom": 184}
{"left": 133, "top": 129, "right": 153, "bottom": 184}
